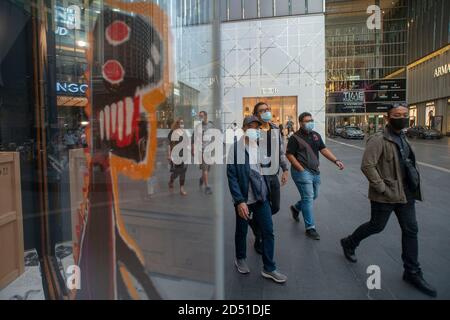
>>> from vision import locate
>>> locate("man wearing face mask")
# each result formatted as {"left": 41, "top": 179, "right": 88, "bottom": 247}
{"left": 248, "top": 102, "right": 289, "bottom": 254}
{"left": 227, "top": 115, "right": 287, "bottom": 283}
{"left": 286, "top": 112, "right": 345, "bottom": 240}
{"left": 340, "top": 103, "right": 437, "bottom": 298}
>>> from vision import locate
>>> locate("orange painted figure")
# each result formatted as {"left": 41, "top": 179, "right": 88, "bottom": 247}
{"left": 73, "top": 1, "right": 171, "bottom": 299}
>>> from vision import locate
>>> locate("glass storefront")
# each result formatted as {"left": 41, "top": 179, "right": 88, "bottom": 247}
{"left": 242, "top": 96, "right": 298, "bottom": 133}
{"left": 1, "top": 0, "right": 221, "bottom": 300}
{"left": 409, "top": 105, "right": 417, "bottom": 126}
{"left": 325, "top": 0, "right": 408, "bottom": 135}
{"left": 425, "top": 102, "right": 436, "bottom": 128}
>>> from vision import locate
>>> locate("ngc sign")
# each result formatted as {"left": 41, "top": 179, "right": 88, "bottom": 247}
{"left": 56, "top": 82, "right": 88, "bottom": 95}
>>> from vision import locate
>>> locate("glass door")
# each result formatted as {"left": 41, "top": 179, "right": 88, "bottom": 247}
{"left": 242, "top": 96, "right": 298, "bottom": 131}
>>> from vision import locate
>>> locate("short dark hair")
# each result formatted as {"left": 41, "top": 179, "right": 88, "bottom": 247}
{"left": 253, "top": 102, "right": 268, "bottom": 115}
{"left": 298, "top": 112, "right": 312, "bottom": 123}
{"left": 199, "top": 110, "right": 207, "bottom": 116}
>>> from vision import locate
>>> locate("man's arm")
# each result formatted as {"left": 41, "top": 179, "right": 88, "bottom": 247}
{"left": 320, "top": 148, "right": 345, "bottom": 170}
{"left": 278, "top": 128, "right": 289, "bottom": 185}
{"left": 226, "top": 146, "right": 246, "bottom": 205}
{"left": 360, "top": 136, "right": 385, "bottom": 193}
{"left": 286, "top": 153, "right": 305, "bottom": 172}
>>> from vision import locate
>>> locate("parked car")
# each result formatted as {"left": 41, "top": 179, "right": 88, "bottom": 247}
{"left": 335, "top": 126, "right": 345, "bottom": 136}
{"left": 406, "top": 126, "right": 443, "bottom": 139}
{"left": 341, "top": 126, "right": 365, "bottom": 140}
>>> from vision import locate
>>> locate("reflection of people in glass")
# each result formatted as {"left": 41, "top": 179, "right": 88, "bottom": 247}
{"left": 167, "top": 119, "right": 188, "bottom": 196}
{"left": 193, "top": 111, "right": 214, "bottom": 195}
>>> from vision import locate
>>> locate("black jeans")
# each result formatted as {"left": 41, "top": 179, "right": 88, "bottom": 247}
{"left": 348, "top": 199, "right": 421, "bottom": 273}
{"left": 235, "top": 201, "right": 276, "bottom": 272}
{"left": 249, "top": 174, "right": 280, "bottom": 243}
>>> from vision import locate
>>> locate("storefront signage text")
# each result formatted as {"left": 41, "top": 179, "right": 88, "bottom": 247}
{"left": 55, "top": 5, "right": 81, "bottom": 36}
{"left": 434, "top": 63, "right": 450, "bottom": 78}
{"left": 260, "top": 88, "right": 279, "bottom": 95}
{"left": 57, "top": 82, "right": 88, "bottom": 94}
{"left": 343, "top": 90, "right": 365, "bottom": 104}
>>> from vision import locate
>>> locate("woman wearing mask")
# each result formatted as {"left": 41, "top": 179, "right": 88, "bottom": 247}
{"left": 168, "top": 118, "right": 188, "bottom": 195}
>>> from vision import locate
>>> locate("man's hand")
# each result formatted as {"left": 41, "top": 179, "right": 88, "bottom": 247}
{"left": 320, "top": 148, "right": 345, "bottom": 170}
{"left": 335, "top": 160, "right": 345, "bottom": 170}
{"left": 237, "top": 203, "right": 250, "bottom": 220}
{"left": 281, "top": 171, "right": 289, "bottom": 186}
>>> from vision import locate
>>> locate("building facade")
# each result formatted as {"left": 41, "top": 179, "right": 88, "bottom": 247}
{"left": 406, "top": 0, "right": 450, "bottom": 135}
{"left": 220, "top": 0, "right": 326, "bottom": 137}
{"left": 325, "top": 0, "right": 408, "bottom": 135}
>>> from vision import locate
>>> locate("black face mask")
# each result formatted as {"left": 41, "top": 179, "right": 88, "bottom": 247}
{"left": 389, "top": 117, "right": 409, "bottom": 131}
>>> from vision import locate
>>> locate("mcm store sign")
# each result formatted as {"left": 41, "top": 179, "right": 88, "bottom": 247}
{"left": 434, "top": 63, "right": 450, "bottom": 78}
{"left": 55, "top": 4, "right": 81, "bottom": 36}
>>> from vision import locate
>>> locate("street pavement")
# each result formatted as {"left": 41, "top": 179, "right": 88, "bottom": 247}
{"left": 224, "top": 136, "right": 450, "bottom": 300}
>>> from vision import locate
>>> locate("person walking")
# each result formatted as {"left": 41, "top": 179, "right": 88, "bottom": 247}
{"left": 227, "top": 115, "right": 287, "bottom": 283}
{"left": 168, "top": 119, "right": 188, "bottom": 196}
{"left": 340, "top": 103, "right": 437, "bottom": 298}
{"left": 286, "top": 112, "right": 345, "bottom": 240}
{"left": 192, "top": 111, "right": 215, "bottom": 195}
{"left": 248, "top": 102, "right": 289, "bottom": 254}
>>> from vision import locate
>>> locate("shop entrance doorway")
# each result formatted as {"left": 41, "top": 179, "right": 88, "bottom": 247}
{"left": 243, "top": 96, "right": 298, "bottom": 134}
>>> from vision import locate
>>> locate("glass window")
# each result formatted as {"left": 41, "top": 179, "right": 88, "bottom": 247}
{"left": 221, "top": 0, "right": 228, "bottom": 21}
{"left": 292, "top": 0, "right": 307, "bottom": 15}
{"left": 243, "top": 0, "right": 258, "bottom": 19}
{"left": 307, "top": 0, "right": 323, "bottom": 13}
{"left": 0, "top": 0, "right": 220, "bottom": 301}
{"left": 275, "top": 0, "right": 290, "bottom": 16}
{"left": 197, "top": 0, "right": 210, "bottom": 24}
{"left": 229, "top": 0, "right": 242, "bottom": 20}
{"left": 260, "top": 0, "right": 274, "bottom": 17}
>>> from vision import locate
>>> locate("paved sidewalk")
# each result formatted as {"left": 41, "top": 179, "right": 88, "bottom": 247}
{"left": 224, "top": 140, "right": 450, "bottom": 299}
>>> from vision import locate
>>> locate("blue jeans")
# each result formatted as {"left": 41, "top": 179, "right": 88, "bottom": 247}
{"left": 291, "top": 168, "right": 321, "bottom": 230}
{"left": 235, "top": 200, "right": 276, "bottom": 272}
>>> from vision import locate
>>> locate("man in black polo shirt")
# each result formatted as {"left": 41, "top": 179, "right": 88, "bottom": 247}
{"left": 286, "top": 112, "right": 345, "bottom": 240}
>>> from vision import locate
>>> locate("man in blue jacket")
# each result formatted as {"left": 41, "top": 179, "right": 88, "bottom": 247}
{"left": 227, "top": 115, "right": 287, "bottom": 283}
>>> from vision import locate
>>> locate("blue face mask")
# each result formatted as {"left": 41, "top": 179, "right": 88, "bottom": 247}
{"left": 246, "top": 128, "right": 260, "bottom": 141}
{"left": 304, "top": 121, "right": 315, "bottom": 132}
{"left": 261, "top": 111, "right": 272, "bottom": 122}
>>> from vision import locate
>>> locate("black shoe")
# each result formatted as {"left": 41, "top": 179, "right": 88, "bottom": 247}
{"left": 403, "top": 271, "right": 437, "bottom": 298}
{"left": 254, "top": 239, "right": 263, "bottom": 255}
{"left": 305, "top": 229, "right": 320, "bottom": 240}
{"left": 340, "top": 237, "right": 357, "bottom": 263}
{"left": 290, "top": 205, "right": 300, "bottom": 222}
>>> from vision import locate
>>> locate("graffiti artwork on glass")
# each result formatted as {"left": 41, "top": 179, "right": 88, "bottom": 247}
{"left": 72, "top": 1, "right": 170, "bottom": 299}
